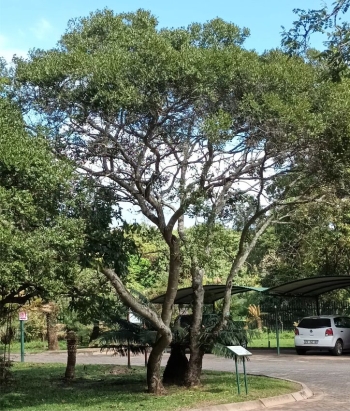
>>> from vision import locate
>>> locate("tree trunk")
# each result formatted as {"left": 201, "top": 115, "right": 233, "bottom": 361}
{"left": 101, "top": 251, "right": 180, "bottom": 395}
{"left": 185, "top": 264, "right": 205, "bottom": 387}
{"left": 147, "top": 331, "right": 172, "bottom": 394}
{"left": 89, "top": 321, "right": 100, "bottom": 342}
{"left": 163, "top": 344, "right": 188, "bottom": 385}
{"left": 257, "top": 317, "right": 263, "bottom": 332}
{"left": 65, "top": 330, "right": 77, "bottom": 379}
{"left": 185, "top": 347, "right": 205, "bottom": 387}
{"left": 46, "top": 308, "right": 59, "bottom": 351}
{"left": 146, "top": 237, "right": 181, "bottom": 393}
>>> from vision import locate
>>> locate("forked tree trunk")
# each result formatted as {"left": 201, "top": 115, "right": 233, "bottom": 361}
{"left": 101, "top": 236, "right": 181, "bottom": 394}
{"left": 65, "top": 330, "right": 77, "bottom": 380}
{"left": 185, "top": 264, "right": 205, "bottom": 387}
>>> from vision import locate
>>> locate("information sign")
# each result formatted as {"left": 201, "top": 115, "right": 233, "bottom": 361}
{"left": 19, "top": 312, "right": 28, "bottom": 321}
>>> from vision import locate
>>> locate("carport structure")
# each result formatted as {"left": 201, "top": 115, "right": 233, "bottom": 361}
{"left": 266, "top": 275, "right": 350, "bottom": 315}
{"left": 151, "top": 276, "right": 350, "bottom": 310}
{"left": 150, "top": 284, "right": 268, "bottom": 305}
{"left": 151, "top": 276, "right": 350, "bottom": 355}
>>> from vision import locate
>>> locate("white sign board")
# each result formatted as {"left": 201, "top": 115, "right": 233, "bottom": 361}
{"left": 19, "top": 311, "right": 28, "bottom": 321}
{"left": 129, "top": 312, "right": 141, "bottom": 324}
{"left": 226, "top": 345, "right": 252, "bottom": 356}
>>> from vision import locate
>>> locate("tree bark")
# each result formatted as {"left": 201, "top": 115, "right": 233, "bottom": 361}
{"left": 65, "top": 330, "right": 77, "bottom": 379}
{"left": 89, "top": 321, "right": 100, "bottom": 342}
{"left": 44, "top": 303, "right": 59, "bottom": 351}
{"left": 185, "top": 264, "right": 205, "bottom": 387}
{"left": 101, "top": 253, "right": 180, "bottom": 394}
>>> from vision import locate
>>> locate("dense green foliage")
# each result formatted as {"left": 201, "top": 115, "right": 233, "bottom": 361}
{"left": 0, "top": 95, "right": 85, "bottom": 310}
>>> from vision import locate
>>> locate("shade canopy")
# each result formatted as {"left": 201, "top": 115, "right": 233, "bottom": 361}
{"left": 266, "top": 275, "right": 350, "bottom": 297}
{"left": 150, "top": 284, "right": 268, "bottom": 304}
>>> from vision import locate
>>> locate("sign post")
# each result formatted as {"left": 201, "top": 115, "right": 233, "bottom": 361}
{"left": 19, "top": 311, "right": 28, "bottom": 362}
{"left": 226, "top": 345, "right": 252, "bottom": 395}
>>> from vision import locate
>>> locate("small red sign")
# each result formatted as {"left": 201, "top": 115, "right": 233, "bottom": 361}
{"left": 19, "top": 311, "right": 28, "bottom": 321}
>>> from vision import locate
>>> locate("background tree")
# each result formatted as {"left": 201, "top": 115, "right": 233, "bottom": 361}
{"left": 0, "top": 93, "right": 85, "bottom": 313}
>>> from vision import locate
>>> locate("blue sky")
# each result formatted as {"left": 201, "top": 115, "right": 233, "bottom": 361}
{"left": 0, "top": 0, "right": 330, "bottom": 62}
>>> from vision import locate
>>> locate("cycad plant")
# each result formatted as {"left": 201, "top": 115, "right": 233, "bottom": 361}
{"left": 98, "top": 317, "right": 157, "bottom": 356}
{"left": 162, "top": 312, "right": 252, "bottom": 386}
{"left": 247, "top": 304, "right": 263, "bottom": 331}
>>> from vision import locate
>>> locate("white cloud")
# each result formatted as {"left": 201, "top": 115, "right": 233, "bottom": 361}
{"left": 0, "top": 34, "right": 27, "bottom": 63}
{"left": 31, "top": 18, "right": 52, "bottom": 40}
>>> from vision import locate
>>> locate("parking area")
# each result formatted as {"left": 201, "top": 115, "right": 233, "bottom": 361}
{"left": 10, "top": 348, "right": 350, "bottom": 410}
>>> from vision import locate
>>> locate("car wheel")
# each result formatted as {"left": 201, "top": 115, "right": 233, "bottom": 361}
{"left": 331, "top": 339, "right": 343, "bottom": 356}
{"left": 296, "top": 348, "right": 306, "bottom": 355}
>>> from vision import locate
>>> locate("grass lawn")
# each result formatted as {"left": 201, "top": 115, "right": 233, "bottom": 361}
{"left": 8, "top": 340, "right": 67, "bottom": 354}
{"left": 249, "top": 331, "right": 295, "bottom": 348}
{"left": 0, "top": 363, "right": 300, "bottom": 411}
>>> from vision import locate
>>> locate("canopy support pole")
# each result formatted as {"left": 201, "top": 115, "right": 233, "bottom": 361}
{"left": 315, "top": 296, "right": 320, "bottom": 316}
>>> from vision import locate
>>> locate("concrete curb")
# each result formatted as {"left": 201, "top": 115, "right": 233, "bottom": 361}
{"left": 189, "top": 377, "right": 313, "bottom": 411}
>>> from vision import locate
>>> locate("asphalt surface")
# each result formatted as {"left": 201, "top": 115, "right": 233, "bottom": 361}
{"left": 10, "top": 348, "right": 350, "bottom": 410}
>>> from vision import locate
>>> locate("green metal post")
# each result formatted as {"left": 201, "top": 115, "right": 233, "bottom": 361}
{"left": 20, "top": 320, "right": 25, "bottom": 362}
{"left": 242, "top": 357, "right": 248, "bottom": 394}
{"left": 234, "top": 355, "right": 240, "bottom": 394}
{"left": 275, "top": 305, "right": 280, "bottom": 356}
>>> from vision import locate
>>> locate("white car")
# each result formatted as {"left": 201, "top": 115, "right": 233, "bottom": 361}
{"left": 294, "top": 315, "right": 350, "bottom": 355}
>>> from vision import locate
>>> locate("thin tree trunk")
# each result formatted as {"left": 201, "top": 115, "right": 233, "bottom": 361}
{"left": 65, "top": 331, "right": 77, "bottom": 379}
{"left": 257, "top": 317, "right": 263, "bottom": 332}
{"left": 147, "top": 238, "right": 181, "bottom": 393}
{"left": 185, "top": 264, "right": 205, "bottom": 387}
{"left": 89, "top": 321, "right": 100, "bottom": 342}
{"left": 44, "top": 303, "right": 59, "bottom": 351}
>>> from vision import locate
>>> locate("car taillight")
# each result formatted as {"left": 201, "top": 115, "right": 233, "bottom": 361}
{"left": 294, "top": 328, "right": 299, "bottom": 336}
{"left": 325, "top": 328, "right": 333, "bottom": 336}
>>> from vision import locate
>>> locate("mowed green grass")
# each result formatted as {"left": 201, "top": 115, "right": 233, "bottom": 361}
{"left": 8, "top": 340, "right": 67, "bottom": 354}
{"left": 249, "top": 331, "right": 295, "bottom": 348}
{"left": 0, "top": 363, "right": 299, "bottom": 411}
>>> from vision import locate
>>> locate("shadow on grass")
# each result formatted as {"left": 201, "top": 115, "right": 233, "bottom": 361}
{"left": 0, "top": 363, "right": 150, "bottom": 411}
{"left": 0, "top": 363, "right": 299, "bottom": 411}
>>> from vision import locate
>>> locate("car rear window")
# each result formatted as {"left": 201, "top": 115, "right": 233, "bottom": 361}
{"left": 298, "top": 318, "right": 331, "bottom": 328}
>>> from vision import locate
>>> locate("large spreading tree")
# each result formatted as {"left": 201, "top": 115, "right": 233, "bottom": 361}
{"left": 12, "top": 9, "right": 350, "bottom": 391}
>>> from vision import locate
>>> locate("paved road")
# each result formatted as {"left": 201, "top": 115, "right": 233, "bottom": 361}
{"left": 11, "top": 348, "right": 350, "bottom": 410}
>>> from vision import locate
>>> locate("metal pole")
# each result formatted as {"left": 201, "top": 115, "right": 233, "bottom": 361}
{"left": 242, "top": 357, "right": 248, "bottom": 394}
{"left": 20, "top": 320, "right": 25, "bottom": 362}
{"left": 315, "top": 296, "right": 320, "bottom": 316}
{"left": 127, "top": 309, "right": 131, "bottom": 368}
{"left": 235, "top": 355, "right": 240, "bottom": 394}
{"left": 275, "top": 305, "right": 280, "bottom": 356}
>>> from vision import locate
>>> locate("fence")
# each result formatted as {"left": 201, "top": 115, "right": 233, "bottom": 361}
{"left": 260, "top": 299, "right": 350, "bottom": 332}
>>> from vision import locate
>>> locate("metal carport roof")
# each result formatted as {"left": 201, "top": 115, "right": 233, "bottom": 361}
{"left": 266, "top": 275, "right": 350, "bottom": 297}
{"left": 150, "top": 284, "right": 268, "bottom": 304}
